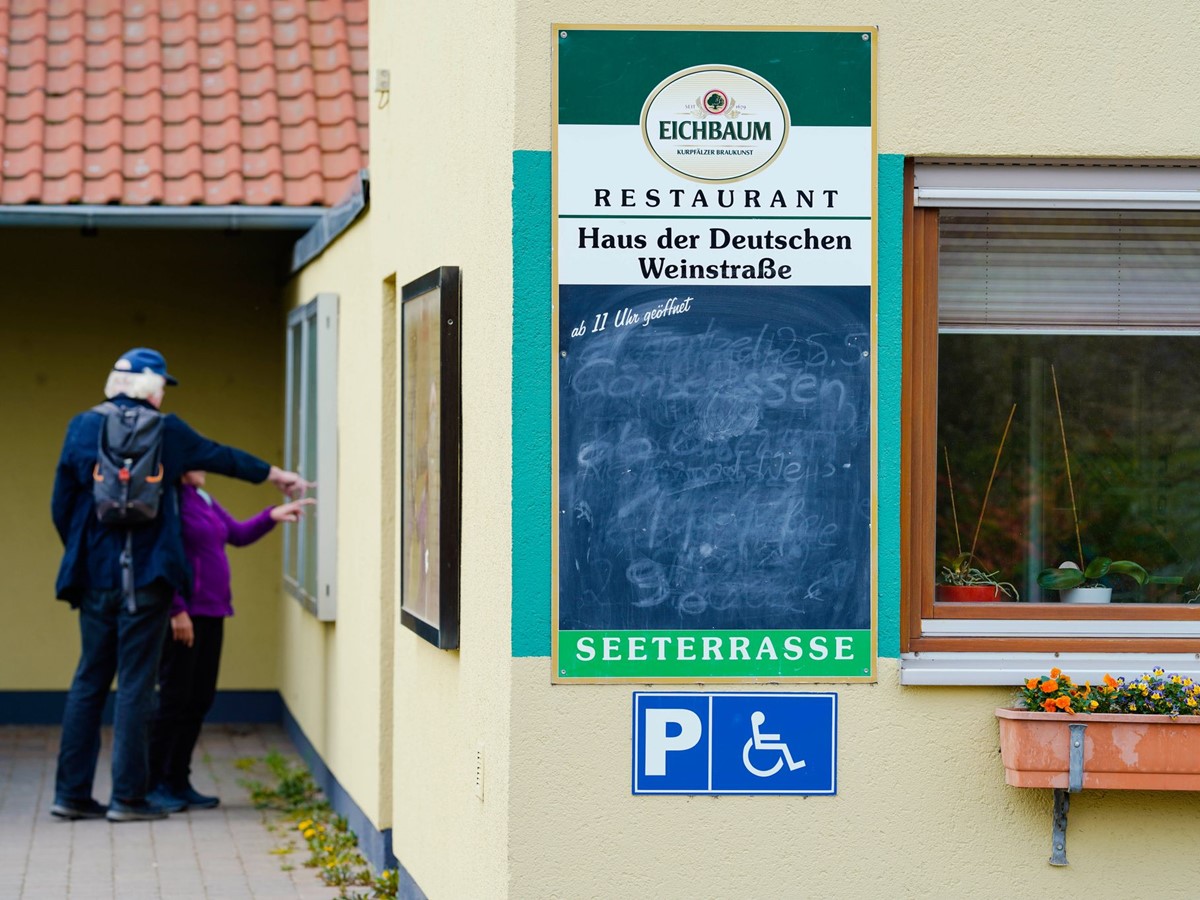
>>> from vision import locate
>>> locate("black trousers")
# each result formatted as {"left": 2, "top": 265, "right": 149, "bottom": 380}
{"left": 149, "top": 615, "right": 224, "bottom": 791}
{"left": 56, "top": 584, "right": 172, "bottom": 805}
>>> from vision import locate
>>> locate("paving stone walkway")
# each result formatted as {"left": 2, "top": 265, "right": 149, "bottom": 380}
{"left": 0, "top": 724, "right": 342, "bottom": 900}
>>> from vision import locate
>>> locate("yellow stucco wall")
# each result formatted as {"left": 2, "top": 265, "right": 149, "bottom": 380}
{"left": 1, "top": 229, "right": 289, "bottom": 691}
{"left": 510, "top": 659, "right": 1200, "bottom": 897}
{"left": 504, "top": 4, "right": 1200, "bottom": 897}
{"left": 280, "top": 215, "right": 396, "bottom": 831}
{"left": 374, "top": 0, "right": 516, "bottom": 893}
{"left": 517, "top": 1, "right": 1200, "bottom": 157}
{"left": 277, "top": 2, "right": 1200, "bottom": 896}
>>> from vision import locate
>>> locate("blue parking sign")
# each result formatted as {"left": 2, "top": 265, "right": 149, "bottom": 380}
{"left": 632, "top": 692, "right": 837, "bottom": 795}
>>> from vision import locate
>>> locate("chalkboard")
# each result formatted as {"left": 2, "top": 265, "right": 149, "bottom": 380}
{"left": 558, "top": 284, "right": 871, "bottom": 634}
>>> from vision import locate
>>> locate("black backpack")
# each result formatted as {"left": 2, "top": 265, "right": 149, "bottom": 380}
{"left": 91, "top": 402, "right": 166, "bottom": 525}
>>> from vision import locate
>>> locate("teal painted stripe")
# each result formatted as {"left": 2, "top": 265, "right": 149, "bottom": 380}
{"left": 512, "top": 150, "right": 552, "bottom": 657}
{"left": 877, "top": 154, "right": 904, "bottom": 659}
{"left": 510, "top": 150, "right": 906, "bottom": 660}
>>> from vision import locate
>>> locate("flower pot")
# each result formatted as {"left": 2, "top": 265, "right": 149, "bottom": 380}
{"left": 995, "top": 707, "right": 1200, "bottom": 790}
{"left": 1060, "top": 586, "right": 1112, "bottom": 604}
{"left": 937, "top": 584, "right": 1003, "bottom": 602}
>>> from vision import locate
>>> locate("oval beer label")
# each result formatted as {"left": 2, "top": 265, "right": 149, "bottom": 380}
{"left": 641, "top": 65, "right": 790, "bottom": 183}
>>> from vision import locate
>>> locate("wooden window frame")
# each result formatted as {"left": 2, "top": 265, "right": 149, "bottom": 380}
{"left": 900, "top": 159, "right": 1200, "bottom": 655}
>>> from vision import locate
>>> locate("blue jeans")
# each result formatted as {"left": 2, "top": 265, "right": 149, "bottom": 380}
{"left": 55, "top": 584, "right": 171, "bottom": 805}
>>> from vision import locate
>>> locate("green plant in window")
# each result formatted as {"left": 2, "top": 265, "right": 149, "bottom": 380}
{"left": 1034, "top": 364, "right": 1168, "bottom": 595}
{"left": 939, "top": 403, "right": 1020, "bottom": 600}
{"left": 1036, "top": 556, "right": 1149, "bottom": 591}
{"left": 940, "top": 551, "right": 1020, "bottom": 598}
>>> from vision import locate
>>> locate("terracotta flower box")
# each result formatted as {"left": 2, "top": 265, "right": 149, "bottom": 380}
{"left": 996, "top": 707, "right": 1200, "bottom": 791}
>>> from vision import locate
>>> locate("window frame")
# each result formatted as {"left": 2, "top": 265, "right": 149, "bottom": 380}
{"left": 283, "top": 292, "right": 339, "bottom": 621}
{"left": 900, "top": 159, "right": 1200, "bottom": 664}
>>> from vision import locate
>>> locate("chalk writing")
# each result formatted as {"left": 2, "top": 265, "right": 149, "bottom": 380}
{"left": 558, "top": 284, "right": 871, "bottom": 632}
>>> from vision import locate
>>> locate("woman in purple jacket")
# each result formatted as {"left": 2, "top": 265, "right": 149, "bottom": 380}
{"left": 147, "top": 470, "right": 313, "bottom": 811}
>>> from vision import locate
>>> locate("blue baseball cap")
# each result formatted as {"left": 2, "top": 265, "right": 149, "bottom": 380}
{"left": 113, "top": 347, "right": 179, "bottom": 385}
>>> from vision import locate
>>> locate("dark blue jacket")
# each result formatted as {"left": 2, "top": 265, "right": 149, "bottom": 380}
{"left": 51, "top": 396, "right": 272, "bottom": 605}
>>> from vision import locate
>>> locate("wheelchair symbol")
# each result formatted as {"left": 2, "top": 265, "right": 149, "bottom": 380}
{"left": 742, "top": 710, "right": 806, "bottom": 777}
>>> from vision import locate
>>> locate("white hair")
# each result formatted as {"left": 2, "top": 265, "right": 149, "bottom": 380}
{"left": 104, "top": 370, "right": 166, "bottom": 401}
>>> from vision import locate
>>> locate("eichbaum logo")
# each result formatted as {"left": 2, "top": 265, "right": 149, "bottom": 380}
{"left": 641, "top": 65, "right": 790, "bottom": 183}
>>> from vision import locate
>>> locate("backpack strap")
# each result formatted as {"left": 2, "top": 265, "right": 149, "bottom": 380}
{"left": 92, "top": 400, "right": 140, "bottom": 613}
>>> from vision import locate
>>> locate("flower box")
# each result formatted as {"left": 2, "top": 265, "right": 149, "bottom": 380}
{"left": 996, "top": 707, "right": 1200, "bottom": 791}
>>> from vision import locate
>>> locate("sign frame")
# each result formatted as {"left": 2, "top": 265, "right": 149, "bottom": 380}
{"left": 552, "top": 24, "right": 879, "bottom": 684}
{"left": 631, "top": 691, "right": 839, "bottom": 795}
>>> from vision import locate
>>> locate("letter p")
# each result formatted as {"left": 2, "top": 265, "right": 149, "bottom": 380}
{"left": 643, "top": 708, "right": 702, "bottom": 776}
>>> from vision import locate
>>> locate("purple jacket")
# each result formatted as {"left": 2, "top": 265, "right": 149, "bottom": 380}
{"left": 171, "top": 484, "right": 276, "bottom": 618}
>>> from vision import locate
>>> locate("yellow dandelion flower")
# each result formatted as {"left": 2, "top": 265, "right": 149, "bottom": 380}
{"left": 303, "top": 828, "right": 316, "bottom": 839}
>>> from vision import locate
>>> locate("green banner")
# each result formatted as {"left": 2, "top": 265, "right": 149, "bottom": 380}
{"left": 557, "top": 29, "right": 872, "bottom": 127}
{"left": 558, "top": 630, "right": 872, "bottom": 679}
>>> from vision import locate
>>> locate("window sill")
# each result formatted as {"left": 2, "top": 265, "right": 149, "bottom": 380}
{"left": 901, "top": 652, "right": 1200, "bottom": 686}
{"left": 921, "top": 617, "right": 1200, "bottom": 639}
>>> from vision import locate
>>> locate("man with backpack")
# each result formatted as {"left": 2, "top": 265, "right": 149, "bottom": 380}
{"left": 50, "top": 348, "right": 311, "bottom": 822}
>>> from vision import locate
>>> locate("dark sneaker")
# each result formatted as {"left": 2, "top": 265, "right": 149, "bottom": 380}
{"left": 146, "top": 785, "right": 188, "bottom": 814}
{"left": 50, "top": 799, "right": 108, "bottom": 820}
{"left": 180, "top": 783, "right": 220, "bottom": 810}
{"left": 105, "top": 799, "right": 169, "bottom": 822}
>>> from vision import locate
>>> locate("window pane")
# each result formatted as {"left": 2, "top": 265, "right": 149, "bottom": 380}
{"left": 936, "top": 328, "right": 1200, "bottom": 600}
{"left": 937, "top": 212, "right": 1200, "bottom": 603}
{"left": 303, "top": 312, "right": 319, "bottom": 599}
{"left": 286, "top": 320, "right": 303, "bottom": 584}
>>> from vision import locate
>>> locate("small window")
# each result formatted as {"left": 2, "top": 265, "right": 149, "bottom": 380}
{"left": 902, "top": 162, "right": 1200, "bottom": 683}
{"left": 284, "top": 293, "right": 339, "bottom": 620}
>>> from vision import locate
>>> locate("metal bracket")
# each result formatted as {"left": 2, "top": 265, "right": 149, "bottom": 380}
{"left": 1050, "top": 722, "right": 1088, "bottom": 866}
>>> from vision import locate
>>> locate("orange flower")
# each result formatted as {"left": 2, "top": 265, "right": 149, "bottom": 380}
{"left": 1026, "top": 678, "right": 1039, "bottom": 690}
{"left": 1042, "top": 698, "right": 1058, "bottom": 712}
{"left": 1050, "top": 667, "right": 1063, "bottom": 679}
{"left": 1041, "top": 679, "right": 1059, "bottom": 693}
{"left": 1104, "top": 674, "right": 1119, "bottom": 689}
{"left": 1054, "top": 696, "right": 1072, "bottom": 710}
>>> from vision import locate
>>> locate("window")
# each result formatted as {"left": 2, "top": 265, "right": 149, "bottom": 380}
{"left": 284, "top": 293, "right": 339, "bottom": 620}
{"left": 902, "top": 161, "right": 1200, "bottom": 682}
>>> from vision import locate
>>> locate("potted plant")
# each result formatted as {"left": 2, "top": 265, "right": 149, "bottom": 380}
{"left": 997, "top": 665, "right": 1200, "bottom": 790}
{"left": 1036, "top": 557, "right": 1148, "bottom": 604}
{"left": 937, "top": 405, "right": 1020, "bottom": 602}
{"left": 1036, "top": 365, "right": 1155, "bottom": 603}
{"left": 939, "top": 552, "right": 1018, "bottom": 601}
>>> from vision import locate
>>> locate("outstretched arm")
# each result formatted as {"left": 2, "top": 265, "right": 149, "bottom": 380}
{"left": 216, "top": 497, "right": 315, "bottom": 547}
{"left": 170, "top": 416, "right": 313, "bottom": 497}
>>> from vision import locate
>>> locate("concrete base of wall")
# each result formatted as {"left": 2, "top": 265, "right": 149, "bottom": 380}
{"left": 0, "top": 690, "right": 283, "bottom": 725}
{"left": 281, "top": 701, "right": 426, "bottom": 898}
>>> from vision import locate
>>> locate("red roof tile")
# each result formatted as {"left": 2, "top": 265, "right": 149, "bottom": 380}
{"left": 2, "top": 0, "right": 367, "bottom": 206}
